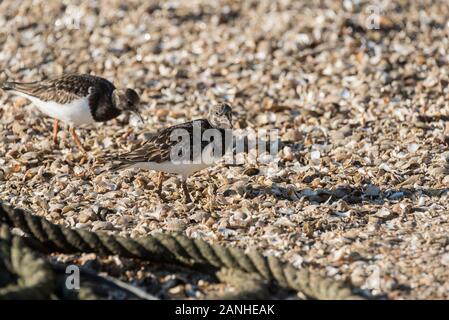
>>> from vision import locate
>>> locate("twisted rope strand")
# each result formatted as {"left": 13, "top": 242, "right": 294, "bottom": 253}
{"left": 0, "top": 202, "right": 364, "bottom": 300}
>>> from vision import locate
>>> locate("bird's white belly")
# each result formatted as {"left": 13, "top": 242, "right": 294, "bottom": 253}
{"left": 131, "top": 161, "right": 212, "bottom": 177}
{"left": 16, "top": 92, "right": 95, "bottom": 125}
{"left": 131, "top": 143, "right": 219, "bottom": 177}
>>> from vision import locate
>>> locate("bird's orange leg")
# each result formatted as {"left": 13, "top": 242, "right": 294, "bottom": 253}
{"left": 156, "top": 172, "right": 165, "bottom": 197}
{"left": 181, "top": 177, "right": 192, "bottom": 203}
{"left": 69, "top": 127, "right": 87, "bottom": 155}
{"left": 52, "top": 119, "right": 59, "bottom": 144}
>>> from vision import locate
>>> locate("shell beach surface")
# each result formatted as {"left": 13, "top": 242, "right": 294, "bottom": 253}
{"left": 0, "top": 0, "right": 448, "bottom": 299}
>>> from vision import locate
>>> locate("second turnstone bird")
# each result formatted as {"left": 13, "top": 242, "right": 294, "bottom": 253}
{"left": 1, "top": 73, "right": 141, "bottom": 155}
{"left": 108, "top": 103, "right": 233, "bottom": 203}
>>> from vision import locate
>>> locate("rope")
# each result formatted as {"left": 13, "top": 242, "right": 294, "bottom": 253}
{"left": 214, "top": 268, "right": 271, "bottom": 299}
{"left": 0, "top": 222, "right": 157, "bottom": 300}
{"left": 0, "top": 225, "right": 55, "bottom": 299}
{"left": 0, "top": 202, "right": 364, "bottom": 299}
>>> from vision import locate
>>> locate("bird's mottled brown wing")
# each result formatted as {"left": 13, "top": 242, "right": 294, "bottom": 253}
{"left": 112, "top": 120, "right": 214, "bottom": 166}
{"left": 3, "top": 74, "right": 115, "bottom": 104}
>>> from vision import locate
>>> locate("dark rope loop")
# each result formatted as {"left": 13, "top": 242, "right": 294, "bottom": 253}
{"left": 0, "top": 202, "right": 363, "bottom": 300}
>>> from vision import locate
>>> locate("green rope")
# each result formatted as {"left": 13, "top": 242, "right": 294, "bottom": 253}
{"left": 0, "top": 202, "right": 364, "bottom": 300}
{"left": 0, "top": 226, "right": 55, "bottom": 299}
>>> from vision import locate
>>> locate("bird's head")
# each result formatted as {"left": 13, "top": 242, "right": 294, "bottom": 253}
{"left": 112, "top": 88, "right": 143, "bottom": 122}
{"left": 208, "top": 103, "right": 233, "bottom": 129}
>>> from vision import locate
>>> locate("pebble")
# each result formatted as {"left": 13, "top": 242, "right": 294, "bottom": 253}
{"left": 0, "top": 0, "right": 447, "bottom": 300}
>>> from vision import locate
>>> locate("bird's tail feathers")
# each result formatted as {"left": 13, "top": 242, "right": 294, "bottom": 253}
{"left": 1, "top": 81, "right": 38, "bottom": 93}
{"left": 1, "top": 81, "right": 16, "bottom": 91}
{"left": 0, "top": 71, "right": 8, "bottom": 90}
{"left": 0, "top": 70, "right": 41, "bottom": 94}
{"left": 0, "top": 69, "right": 18, "bottom": 91}
{"left": 99, "top": 154, "right": 135, "bottom": 171}
{"left": 110, "top": 161, "right": 134, "bottom": 171}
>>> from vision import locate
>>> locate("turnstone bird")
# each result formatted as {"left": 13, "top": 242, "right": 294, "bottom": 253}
{"left": 109, "top": 103, "right": 233, "bottom": 203}
{"left": 1, "top": 73, "right": 141, "bottom": 154}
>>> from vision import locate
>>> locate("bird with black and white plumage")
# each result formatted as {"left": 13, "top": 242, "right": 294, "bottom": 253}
{"left": 0, "top": 73, "right": 141, "bottom": 156}
{"left": 107, "top": 103, "right": 234, "bottom": 203}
